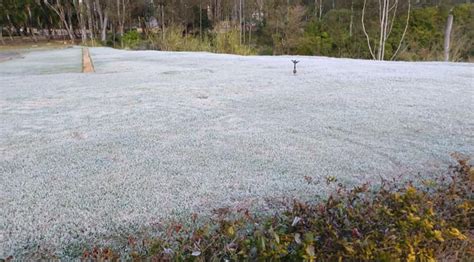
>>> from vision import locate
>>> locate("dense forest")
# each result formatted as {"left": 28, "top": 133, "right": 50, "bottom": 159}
{"left": 1, "top": 0, "right": 472, "bottom": 61}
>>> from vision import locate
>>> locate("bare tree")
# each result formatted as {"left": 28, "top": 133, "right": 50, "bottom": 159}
{"left": 362, "top": 0, "right": 411, "bottom": 60}
{"left": 116, "top": 0, "right": 126, "bottom": 47}
{"left": 43, "top": 0, "right": 75, "bottom": 42}
{"left": 240, "top": 0, "right": 243, "bottom": 44}
{"left": 73, "top": 0, "right": 87, "bottom": 44}
{"left": 26, "top": 4, "right": 38, "bottom": 42}
{"left": 85, "top": 0, "right": 95, "bottom": 45}
{"left": 159, "top": 1, "right": 165, "bottom": 42}
{"left": 314, "top": 0, "right": 323, "bottom": 21}
{"left": 95, "top": 0, "right": 109, "bottom": 43}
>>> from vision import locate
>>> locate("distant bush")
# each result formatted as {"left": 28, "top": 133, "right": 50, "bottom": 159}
{"left": 155, "top": 26, "right": 212, "bottom": 52}
{"left": 113, "top": 27, "right": 255, "bottom": 55}
{"left": 79, "top": 154, "right": 473, "bottom": 261}
{"left": 213, "top": 28, "right": 256, "bottom": 55}
{"left": 122, "top": 31, "right": 141, "bottom": 50}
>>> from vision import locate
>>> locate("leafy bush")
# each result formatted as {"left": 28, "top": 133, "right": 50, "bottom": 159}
{"left": 122, "top": 31, "right": 141, "bottom": 50}
{"left": 213, "top": 29, "right": 256, "bottom": 56}
{"left": 157, "top": 26, "right": 212, "bottom": 52}
{"left": 80, "top": 154, "right": 473, "bottom": 261}
{"left": 126, "top": 26, "right": 253, "bottom": 55}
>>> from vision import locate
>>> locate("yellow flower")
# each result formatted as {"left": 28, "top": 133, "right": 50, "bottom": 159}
{"left": 227, "top": 226, "right": 235, "bottom": 236}
{"left": 305, "top": 244, "right": 315, "bottom": 257}
{"left": 427, "top": 207, "right": 435, "bottom": 216}
{"left": 457, "top": 201, "right": 472, "bottom": 211}
{"left": 421, "top": 219, "right": 433, "bottom": 230}
{"left": 447, "top": 228, "right": 467, "bottom": 240}
{"left": 406, "top": 186, "right": 417, "bottom": 196}
{"left": 344, "top": 244, "right": 355, "bottom": 254}
{"left": 433, "top": 230, "right": 444, "bottom": 242}
{"left": 407, "top": 213, "right": 421, "bottom": 223}
{"left": 394, "top": 193, "right": 401, "bottom": 202}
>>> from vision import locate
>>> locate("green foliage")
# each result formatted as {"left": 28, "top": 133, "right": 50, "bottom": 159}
{"left": 121, "top": 27, "right": 254, "bottom": 55}
{"left": 402, "top": 4, "right": 474, "bottom": 61}
{"left": 2, "top": 1, "right": 472, "bottom": 60}
{"left": 253, "top": 3, "right": 473, "bottom": 61}
{"left": 159, "top": 26, "right": 212, "bottom": 52}
{"left": 297, "top": 20, "right": 333, "bottom": 56}
{"left": 81, "top": 155, "right": 473, "bottom": 261}
{"left": 122, "top": 31, "right": 141, "bottom": 50}
{"left": 213, "top": 29, "right": 256, "bottom": 55}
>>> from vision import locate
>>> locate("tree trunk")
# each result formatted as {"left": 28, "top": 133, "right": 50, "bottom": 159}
{"left": 43, "top": 1, "right": 75, "bottom": 43}
{"left": 26, "top": 5, "right": 38, "bottom": 43}
{"left": 248, "top": 22, "right": 251, "bottom": 45}
{"left": 349, "top": 0, "right": 354, "bottom": 37}
{"left": 239, "top": 0, "right": 242, "bottom": 45}
{"left": 74, "top": 0, "right": 87, "bottom": 44}
{"left": 319, "top": 0, "right": 323, "bottom": 21}
{"left": 95, "top": 0, "right": 108, "bottom": 43}
{"left": 444, "top": 13, "right": 453, "bottom": 62}
{"left": 199, "top": 0, "right": 203, "bottom": 42}
{"left": 377, "top": 0, "right": 387, "bottom": 60}
{"left": 85, "top": 0, "right": 95, "bottom": 45}
{"left": 6, "top": 13, "right": 15, "bottom": 40}
{"left": 116, "top": 0, "right": 125, "bottom": 47}
{"left": 361, "top": 0, "right": 376, "bottom": 59}
{"left": 243, "top": 0, "right": 246, "bottom": 45}
{"left": 101, "top": 14, "right": 108, "bottom": 43}
{"left": 161, "top": 4, "right": 165, "bottom": 42}
{"left": 0, "top": 26, "right": 5, "bottom": 45}
{"left": 391, "top": 0, "right": 411, "bottom": 60}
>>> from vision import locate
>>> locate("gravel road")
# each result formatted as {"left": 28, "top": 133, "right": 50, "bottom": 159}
{"left": 1, "top": 47, "right": 473, "bottom": 258}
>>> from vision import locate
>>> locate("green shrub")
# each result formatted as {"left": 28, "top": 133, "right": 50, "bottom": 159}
{"left": 213, "top": 28, "right": 256, "bottom": 55}
{"left": 122, "top": 31, "right": 141, "bottom": 50}
{"left": 81, "top": 155, "right": 473, "bottom": 261}
{"left": 143, "top": 26, "right": 255, "bottom": 55}
{"left": 156, "top": 26, "right": 212, "bottom": 52}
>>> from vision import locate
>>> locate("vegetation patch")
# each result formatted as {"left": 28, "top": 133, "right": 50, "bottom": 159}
{"left": 73, "top": 155, "right": 473, "bottom": 261}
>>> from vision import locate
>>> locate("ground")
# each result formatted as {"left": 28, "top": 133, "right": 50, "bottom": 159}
{"left": 0, "top": 47, "right": 473, "bottom": 258}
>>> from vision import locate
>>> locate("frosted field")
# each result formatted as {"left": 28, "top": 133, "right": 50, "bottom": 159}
{"left": 1, "top": 47, "right": 473, "bottom": 258}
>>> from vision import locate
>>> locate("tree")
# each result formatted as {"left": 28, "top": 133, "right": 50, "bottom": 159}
{"left": 43, "top": 0, "right": 75, "bottom": 42}
{"left": 443, "top": 11, "right": 453, "bottom": 61}
{"left": 95, "top": 0, "right": 109, "bottom": 43}
{"left": 362, "top": 0, "right": 411, "bottom": 60}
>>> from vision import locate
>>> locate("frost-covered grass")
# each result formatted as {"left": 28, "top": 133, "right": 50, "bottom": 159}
{"left": 0, "top": 47, "right": 473, "bottom": 258}
{"left": 0, "top": 46, "right": 81, "bottom": 75}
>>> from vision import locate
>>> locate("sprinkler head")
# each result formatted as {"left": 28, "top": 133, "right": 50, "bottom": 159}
{"left": 291, "top": 60, "right": 300, "bottom": 74}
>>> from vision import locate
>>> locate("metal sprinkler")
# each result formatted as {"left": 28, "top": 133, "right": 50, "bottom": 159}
{"left": 291, "top": 60, "right": 299, "bottom": 74}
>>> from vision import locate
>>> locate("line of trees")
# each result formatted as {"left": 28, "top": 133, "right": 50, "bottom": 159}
{"left": 0, "top": 0, "right": 472, "bottom": 61}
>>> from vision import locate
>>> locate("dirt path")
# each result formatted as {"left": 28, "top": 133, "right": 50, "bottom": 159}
{"left": 82, "top": 47, "right": 95, "bottom": 73}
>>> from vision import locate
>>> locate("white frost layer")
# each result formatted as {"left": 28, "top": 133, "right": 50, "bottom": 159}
{"left": 1, "top": 47, "right": 473, "bottom": 258}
